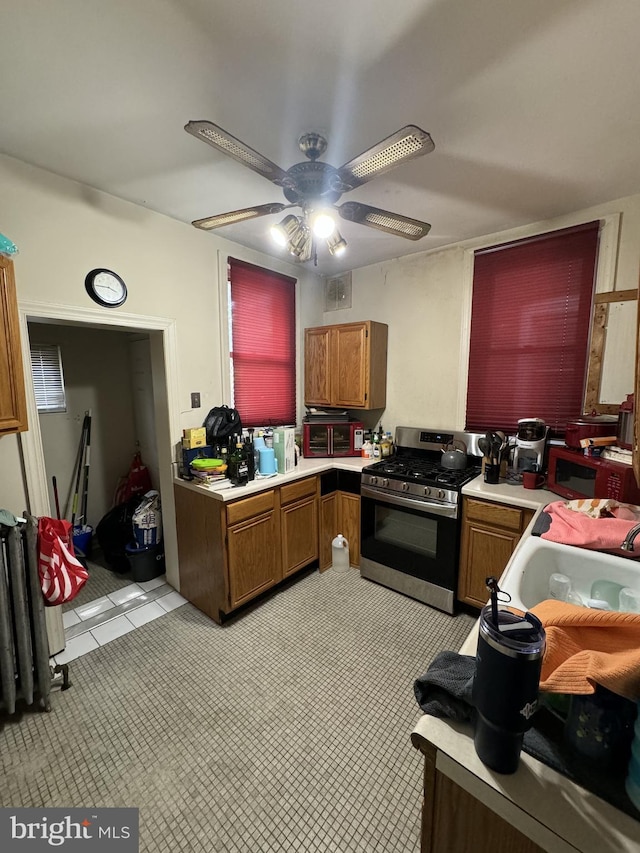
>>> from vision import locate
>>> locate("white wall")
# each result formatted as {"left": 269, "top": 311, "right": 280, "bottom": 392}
{"left": 0, "top": 152, "right": 323, "bottom": 587}
{"left": 330, "top": 196, "right": 640, "bottom": 434}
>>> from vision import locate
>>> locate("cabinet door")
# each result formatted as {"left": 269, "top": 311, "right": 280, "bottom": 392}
{"left": 281, "top": 495, "right": 318, "bottom": 577}
{"left": 338, "top": 491, "right": 360, "bottom": 568}
{"left": 319, "top": 492, "right": 338, "bottom": 572}
{"left": 458, "top": 522, "right": 520, "bottom": 608}
{"left": 304, "top": 327, "right": 332, "bottom": 406}
{"left": 332, "top": 323, "right": 368, "bottom": 408}
{"left": 227, "top": 510, "right": 281, "bottom": 608}
{"left": 429, "top": 771, "right": 544, "bottom": 853}
{"left": 0, "top": 257, "right": 28, "bottom": 435}
{"left": 458, "top": 500, "right": 534, "bottom": 609}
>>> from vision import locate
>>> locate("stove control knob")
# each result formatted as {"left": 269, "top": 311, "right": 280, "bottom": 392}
{"left": 370, "top": 476, "right": 378, "bottom": 486}
{"left": 382, "top": 478, "right": 389, "bottom": 488}
{"left": 402, "top": 482, "right": 410, "bottom": 492}
{"left": 438, "top": 489, "right": 445, "bottom": 500}
{"left": 424, "top": 487, "right": 431, "bottom": 497}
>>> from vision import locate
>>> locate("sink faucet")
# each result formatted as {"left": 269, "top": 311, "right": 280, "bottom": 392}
{"left": 621, "top": 523, "right": 640, "bottom": 552}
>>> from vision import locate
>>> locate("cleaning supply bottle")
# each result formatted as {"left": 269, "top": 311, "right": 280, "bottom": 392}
{"left": 331, "top": 534, "right": 350, "bottom": 572}
{"left": 361, "top": 438, "right": 373, "bottom": 459}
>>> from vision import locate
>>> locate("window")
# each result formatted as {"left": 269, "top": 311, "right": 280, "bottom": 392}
{"left": 228, "top": 258, "right": 296, "bottom": 427}
{"left": 30, "top": 343, "right": 67, "bottom": 413}
{"left": 466, "top": 222, "right": 600, "bottom": 437}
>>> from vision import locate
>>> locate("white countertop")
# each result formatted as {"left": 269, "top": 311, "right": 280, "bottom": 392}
{"left": 413, "top": 484, "right": 640, "bottom": 853}
{"left": 174, "top": 456, "right": 368, "bottom": 501}
{"left": 462, "top": 476, "right": 554, "bottom": 510}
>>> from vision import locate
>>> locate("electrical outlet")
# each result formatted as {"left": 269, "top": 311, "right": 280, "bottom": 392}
{"left": 191, "top": 392, "right": 201, "bottom": 408}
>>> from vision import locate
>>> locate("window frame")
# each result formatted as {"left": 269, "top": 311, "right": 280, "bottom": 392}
{"left": 30, "top": 342, "right": 67, "bottom": 414}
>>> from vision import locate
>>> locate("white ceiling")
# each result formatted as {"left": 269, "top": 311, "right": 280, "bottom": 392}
{"left": 2, "top": 0, "right": 640, "bottom": 276}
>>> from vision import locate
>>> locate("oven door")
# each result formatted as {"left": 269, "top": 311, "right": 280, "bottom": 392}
{"left": 359, "top": 485, "right": 460, "bottom": 613}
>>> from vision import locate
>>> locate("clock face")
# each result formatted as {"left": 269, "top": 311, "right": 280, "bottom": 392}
{"left": 85, "top": 269, "right": 127, "bottom": 307}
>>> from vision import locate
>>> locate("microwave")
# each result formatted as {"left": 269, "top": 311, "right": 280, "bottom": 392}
{"left": 547, "top": 445, "right": 640, "bottom": 503}
{"left": 302, "top": 421, "right": 364, "bottom": 458}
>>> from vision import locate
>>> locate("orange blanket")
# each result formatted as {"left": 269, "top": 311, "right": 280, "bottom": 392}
{"left": 530, "top": 599, "right": 640, "bottom": 701}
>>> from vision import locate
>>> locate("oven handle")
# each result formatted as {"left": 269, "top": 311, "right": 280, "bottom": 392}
{"left": 361, "top": 485, "right": 458, "bottom": 518}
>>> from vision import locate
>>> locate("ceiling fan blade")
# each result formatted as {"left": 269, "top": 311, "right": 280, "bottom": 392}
{"left": 185, "top": 120, "right": 291, "bottom": 187}
{"left": 192, "top": 203, "right": 287, "bottom": 231}
{"left": 334, "top": 125, "right": 434, "bottom": 191}
{"left": 338, "top": 201, "right": 431, "bottom": 240}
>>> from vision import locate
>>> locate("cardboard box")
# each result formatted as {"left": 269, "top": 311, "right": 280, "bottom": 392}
{"left": 273, "top": 427, "right": 296, "bottom": 474}
{"left": 182, "top": 427, "right": 206, "bottom": 449}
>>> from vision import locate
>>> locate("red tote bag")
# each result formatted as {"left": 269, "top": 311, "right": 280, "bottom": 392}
{"left": 37, "top": 517, "right": 88, "bottom": 606}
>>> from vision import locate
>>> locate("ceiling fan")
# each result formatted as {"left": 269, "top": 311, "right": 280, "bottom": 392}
{"left": 184, "top": 120, "right": 435, "bottom": 261}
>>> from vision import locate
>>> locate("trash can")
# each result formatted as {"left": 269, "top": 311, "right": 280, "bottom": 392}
{"left": 72, "top": 525, "right": 93, "bottom": 559}
{"left": 125, "top": 541, "right": 165, "bottom": 583}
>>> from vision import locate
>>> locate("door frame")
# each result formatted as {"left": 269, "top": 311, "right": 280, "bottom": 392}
{"left": 17, "top": 300, "right": 181, "bottom": 590}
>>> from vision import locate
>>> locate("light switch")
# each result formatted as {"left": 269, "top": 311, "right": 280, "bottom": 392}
{"left": 191, "top": 392, "right": 201, "bottom": 408}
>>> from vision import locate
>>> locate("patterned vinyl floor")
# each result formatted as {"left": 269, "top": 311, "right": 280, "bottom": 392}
{"left": 0, "top": 567, "right": 474, "bottom": 852}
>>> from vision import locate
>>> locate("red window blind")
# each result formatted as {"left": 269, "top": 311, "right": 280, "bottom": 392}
{"left": 466, "top": 222, "right": 600, "bottom": 437}
{"left": 229, "top": 258, "right": 296, "bottom": 427}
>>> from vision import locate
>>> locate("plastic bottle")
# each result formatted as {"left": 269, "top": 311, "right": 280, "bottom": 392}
{"left": 372, "top": 432, "right": 381, "bottom": 459}
{"left": 331, "top": 534, "right": 350, "bottom": 572}
{"left": 361, "top": 439, "right": 373, "bottom": 459}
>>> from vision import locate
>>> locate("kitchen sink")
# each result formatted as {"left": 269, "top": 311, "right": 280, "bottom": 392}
{"left": 499, "top": 533, "right": 640, "bottom": 612}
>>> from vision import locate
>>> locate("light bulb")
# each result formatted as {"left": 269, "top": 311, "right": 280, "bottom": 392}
{"left": 312, "top": 212, "right": 336, "bottom": 239}
{"left": 327, "top": 231, "right": 347, "bottom": 257}
{"left": 271, "top": 215, "right": 300, "bottom": 247}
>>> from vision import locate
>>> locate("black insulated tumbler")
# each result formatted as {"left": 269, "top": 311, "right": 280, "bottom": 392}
{"left": 472, "top": 605, "right": 546, "bottom": 774}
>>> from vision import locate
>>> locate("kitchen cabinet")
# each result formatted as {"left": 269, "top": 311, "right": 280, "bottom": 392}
{"left": 318, "top": 470, "right": 360, "bottom": 570}
{"left": 418, "top": 740, "right": 545, "bottom": 853}
{"left": 0, "top": 256, "right": 28, "bottom": 435}
{"left": 226, "top": 491, "right": 281, "bottom": 608}
{"left": 280, "top": 477, "right": 319, "bottom": 577}
{"left": 304, "top": 320, "right": 388, "bottom": 409}
{"left": 175, "top": 476, "right": 319, "bottom": 623}
{"left": 457, "top": 497, "right": 534, "bottom": 608}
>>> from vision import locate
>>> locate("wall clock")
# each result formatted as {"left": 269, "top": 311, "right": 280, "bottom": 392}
{"left": 85, "top": 269, "right": 127, "bottom": 308}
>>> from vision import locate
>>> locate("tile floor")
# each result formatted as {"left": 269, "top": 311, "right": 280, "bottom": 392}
{"left": 56, "top": 575, "right": 187, "bottom": 665}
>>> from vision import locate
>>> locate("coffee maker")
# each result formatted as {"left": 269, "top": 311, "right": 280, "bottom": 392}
{"left": 512, "top": 418, "right": 548, "bottom": 474}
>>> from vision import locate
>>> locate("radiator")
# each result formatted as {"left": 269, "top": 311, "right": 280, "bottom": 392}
{"left": 0, "top": 514, "right": 52, "bottom": 715}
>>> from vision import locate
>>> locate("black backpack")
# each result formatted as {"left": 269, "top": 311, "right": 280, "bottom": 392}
{"left": 203, "top": 405, "right": 242, "bottom": 446}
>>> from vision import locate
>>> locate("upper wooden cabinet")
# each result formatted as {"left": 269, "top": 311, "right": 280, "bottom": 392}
{"left": 0, "top": 256, "right": 28, "bottom": 435}
{"left": 304, "top": 321, "right": 388, "bottom": 409}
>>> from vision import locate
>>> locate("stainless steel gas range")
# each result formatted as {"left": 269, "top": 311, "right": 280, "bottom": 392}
{"left": 360, "top": 426, "right": 484, "bottom": 614}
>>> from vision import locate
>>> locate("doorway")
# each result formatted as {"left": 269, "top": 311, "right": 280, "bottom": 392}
{"left": 18, "top": 301, "right": 181, "bottom": 653}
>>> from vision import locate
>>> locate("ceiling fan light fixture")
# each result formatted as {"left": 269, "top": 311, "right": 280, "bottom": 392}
{"left": 326, "top": 231, "right": 347, "bottom": 257}
{"left": 311, "top": 211, "right": 336, "bottom": 239}
{"left": 288, "top": 224, "right": 313, "bottom": 260}
{"left": 270, "top": 214, "right": 301, "bottom": 247}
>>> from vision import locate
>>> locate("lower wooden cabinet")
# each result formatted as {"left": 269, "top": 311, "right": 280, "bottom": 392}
{"left": 280, "top": 477, "right": 319, "bottom": 577}
{"left": 175, "top": 476, "right": 319, "bottom": 623}
{"left": 457, "top": 497, "right": 534, "bottom": 608}
{"left": 419, "top": 742, "right": 545, "bottom": 853}
{"left": 227, "top": 504, "right": 280, "bottom": 608}
{"left": 319, "top": 492, "right": 338, "bottom": 570}
{"left": 318, "top": 473, "right": 361, "bottom": 571}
